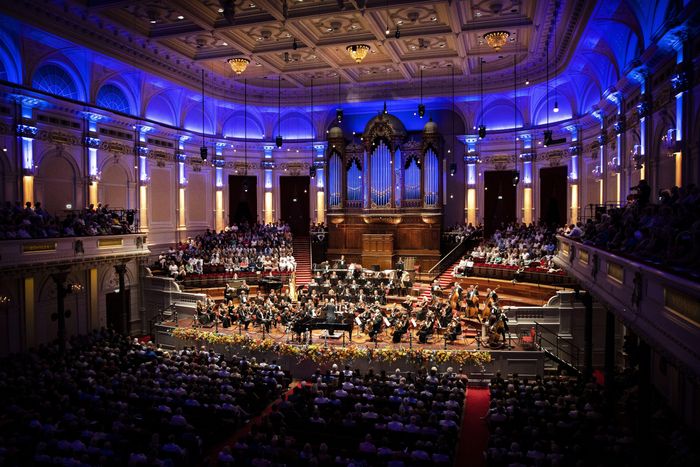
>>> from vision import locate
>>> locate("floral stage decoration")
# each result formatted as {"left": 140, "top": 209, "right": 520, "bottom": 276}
{"left": 171, "top": 328, "right": 492, "bottom": 368}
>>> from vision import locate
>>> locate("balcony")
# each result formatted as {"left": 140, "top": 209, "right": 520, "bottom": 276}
{"left": 555, "top": 235, "right": 700, "bottom": 376}
{"left": 0, "top": 234, "right": 151, "bottom": 273}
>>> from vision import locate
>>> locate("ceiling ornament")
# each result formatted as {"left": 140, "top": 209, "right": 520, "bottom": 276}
{"left": 483, "top": 31, "right": 510, "bottom": 51}
{"left": 346, "top": 44, "right": 370, "bottom": 63}
{"left": 227, "top": 58, "right": 250, "bottom": 75}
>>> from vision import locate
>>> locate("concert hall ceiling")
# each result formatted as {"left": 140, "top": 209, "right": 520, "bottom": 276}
{"left": 0, "top": 0, "right": 689, "bottom": 124}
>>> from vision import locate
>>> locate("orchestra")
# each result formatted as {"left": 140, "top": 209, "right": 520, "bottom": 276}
{"left": 188, "top": 264, "right": 511, "bottom": 348}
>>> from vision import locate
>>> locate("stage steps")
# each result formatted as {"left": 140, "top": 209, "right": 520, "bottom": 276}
{"left": 293, "top": 236, "right": 312, "bottom": 286}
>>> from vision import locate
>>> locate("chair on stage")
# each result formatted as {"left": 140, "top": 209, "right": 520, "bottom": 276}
{"left": 519, "top": 326, "right": 537, "bottom": 350}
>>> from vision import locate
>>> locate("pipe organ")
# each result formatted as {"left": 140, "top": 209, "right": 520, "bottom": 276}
{"left": 325, "top": 113, "right": 443, "bottom": 271}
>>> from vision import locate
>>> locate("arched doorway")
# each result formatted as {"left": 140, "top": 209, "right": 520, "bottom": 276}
{"left": 280, "top": 176, "right": 310, "bottom": 235}
{"left": 483, "top": 170, "right": 517, "bottom": 235}
{"left": 36, "top": 153, "right": 78, "bottom": 215}
{"left": 100, "top": 163, "right": 129, "bottom": 209}
{"left": 228, "top": 175, "right": 257, "bottom": 226}
{"left": 539, "top": 166, "right": 567, "bottom": 227}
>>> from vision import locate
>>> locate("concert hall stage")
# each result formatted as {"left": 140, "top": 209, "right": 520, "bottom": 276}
{"left": 152, "top": 316, "right": 546, "bottom": 379}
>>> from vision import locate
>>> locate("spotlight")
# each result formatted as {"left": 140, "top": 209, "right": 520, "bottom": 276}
{"left": 275, "top": 135, "right": 283, "bottom": 148}
{"left": 242, "top": 180, "right": 248, "bottom": 193}
{"left": 385, "top": 26, "right": 390, "bottom": 35}
{"left": 449, "top": 162, "right": 457, "bottom": 176}
{"left": 525, "top": 79, "right": 530, "bottom": 85}
{"left": 336, "top": 108, "right": 343, "bottom": 123}
{"left": 553, "top": 100, "right": 559, "bottom": 113}
{"left": 292, "top": 38, "right": 298, "bottom": 50}
{"left": 394, "top": 26, "right": 400, "bottom": 39}
{"left": 478, "top": 125, "right": 486, "bottom": 139}
{"left": 310, "top": 165, "right": 317, "bottom": 178}
{"left": 512, "top": 171, "right": 520, "bottom": 186}
{"left": 200, "top": 146, "right": 208, "bottom": 161}
{"left": 418, "top": 103, "right": 425, "bottom": 118}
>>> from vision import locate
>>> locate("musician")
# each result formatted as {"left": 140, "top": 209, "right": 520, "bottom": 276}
{"left": 399, "top": 271, "right": 411, "bottom": 297}
{"left": 467, "top": 285, "right": 479, "bottom": 302}
{"left": 337, "top": 255, "right": 347, "bottom": 270}
{"left": 418, "top": 311, "right": 436, "bottom": 344}
{"left": 238, "top": 304, "right": 252, "bottom": 330}
{"left": 368, "top": 308, "right": 384, "bottom": 342}
{"left": 431, "top": 280, "right": 443, "bottom": 299}
{"left": 258, "top": 305, "right": 273, "bottom": 334}
{"left": 486, "top": 287, "right": 499, "bottom": 304}
{"left": 446, "top": 315, "right": 461, "bottom": 342}
{"left": 239, "top": 280, "right": 250, "bottom": 296}
{"left": 392, "top": 313, "right": 410, "bottom": 343}
{"left": 224, "top": 283, "right": 235, "bottom": 303}
{"left": 325, "top": 298, "right": 337, "bottom": 324}
{"left": 452, "top": 281, "right": 463, "bottom": 300}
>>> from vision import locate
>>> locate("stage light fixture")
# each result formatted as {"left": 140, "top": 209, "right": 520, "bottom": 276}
{"left": 200, "top": 146, "right": 208, "bottom": 161}
{"left": 275, "top": 135, "right": 283, "bottom": 148}
{"left": 310, "top": 165, "right": 317, "bottom": 178}
{"left": 478, "top": 125, "right": 486, "bottom": 139}
{"left": 336, "top": 108, "right": 343, "bottom": 123}
{"left": 553, "top": 100, "right": 559, "bottom": 113}
{"left": 394, "top": 26, "right": 401, "bottom": 39}
{"left": 449, "top": 162, "right": 457, "bottom": 176}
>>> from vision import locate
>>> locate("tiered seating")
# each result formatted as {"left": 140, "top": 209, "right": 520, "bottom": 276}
{"left": 220, "top": 366, "right": 467, "bottom": 466}
{"left": 0, "top": 330, "right": 291, "bottom": 466}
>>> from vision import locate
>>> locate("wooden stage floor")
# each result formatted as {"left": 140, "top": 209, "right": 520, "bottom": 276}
{"left": 161, "top": 315, "right": 523, "bottom": 352}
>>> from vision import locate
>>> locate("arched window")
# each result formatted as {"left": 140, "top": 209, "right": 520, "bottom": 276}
{"left": 96, "top": 84, "right": 131, "bottom": 114}
{"left": 423, "top": 148, "right": 439, "bottom": 206}
{"left": 32, "top": 64, "right": 80, "bottom": 100}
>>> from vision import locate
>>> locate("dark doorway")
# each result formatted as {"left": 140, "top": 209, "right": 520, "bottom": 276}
{"left": 483, "top": 170, "right": 517, "bottom": 235}
{"left": 105, "top": 290, "right": 130, "bottom": 334}
{"left": 229, "top": 175, "right": 257, "bottom": 226}
{"left": 539, "top": 166, "right": 568, "bottom": 227}
{"left": 280, "top": 176, "right": 310, "bottom": 235}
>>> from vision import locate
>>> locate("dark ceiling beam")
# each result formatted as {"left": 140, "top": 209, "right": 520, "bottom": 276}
{"left": 86, "top": 0, "right": 139, "bottom": 10}
{"left": 462, "top": 16, "right": 534, "bottom": 32}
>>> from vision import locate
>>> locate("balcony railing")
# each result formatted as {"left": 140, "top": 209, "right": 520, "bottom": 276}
{"left": 0, "top": 233, "right": 150, "bottom": 272}
{"left": 555, "top": 235, "right": 700, "bottom": 376}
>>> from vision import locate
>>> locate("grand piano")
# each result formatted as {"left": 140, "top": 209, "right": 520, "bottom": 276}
{"left": 293, "top": 317, "right": 354, "bottom": 342}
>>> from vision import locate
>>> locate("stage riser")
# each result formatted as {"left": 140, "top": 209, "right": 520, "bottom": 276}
{"left": 154, "top": 331, "right": 545, "bottom": 379}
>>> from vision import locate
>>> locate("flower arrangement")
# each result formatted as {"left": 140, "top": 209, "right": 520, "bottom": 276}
{"left": 171, "top": 328, "right": 492, "bottom": 368}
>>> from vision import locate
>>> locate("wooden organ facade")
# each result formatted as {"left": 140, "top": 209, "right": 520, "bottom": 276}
{"left": 326, "top": 113, "right": 444, "bottom": 271}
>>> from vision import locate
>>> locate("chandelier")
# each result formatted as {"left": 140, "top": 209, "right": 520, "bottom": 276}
{"left": 346, "top": 44, "right": 370, "bottom": 63}
{"left": 483, "top": 31, "right": 510, "bottom": 51}
{"left": 227, "top": 57, "right": 250, "bottom": 75}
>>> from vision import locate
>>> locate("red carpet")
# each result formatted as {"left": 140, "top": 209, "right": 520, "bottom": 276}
{"left": 206, "top": 381, "right": 301, "bottom": 465}
{"left": 292, "top": 236, "right": 312, "bottom": 286}
{"left": 454, "top": 387, "right": 490, "bottom": 467}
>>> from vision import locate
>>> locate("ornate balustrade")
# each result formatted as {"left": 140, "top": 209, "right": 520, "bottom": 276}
{"left": 555, "top": 235, "right": 700, "bottom": 376}
{"left": 0, "top": 234, "right": 150, "bottom": 273}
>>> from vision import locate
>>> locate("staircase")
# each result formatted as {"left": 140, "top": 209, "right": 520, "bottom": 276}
{"left": 292, "top": 236, "right": 312, "bottom": 286}
{"left": 419, "top": 259, "right": 461, "bottom": 299}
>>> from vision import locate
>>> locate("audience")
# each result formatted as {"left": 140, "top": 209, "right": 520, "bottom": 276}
{"left": 220, "top": 366, "right": 467, "bottom": 466}
{"left": 311, "top": 222, "right": 328, "bottom": 243}
{"left": 455, "top": 223, "right": 559, "bottom": 276}
{"left": 486, "top": 370, "right": 698, "bottom": 467}
{"left": 443, "top": 223, "right": 483, "bottom": 245}
{"left": 573, "top": 182, "right": 700, "bottom": 271}
{"left": 158, "top": 222, "right": 295, "bottom": 277}
{"left": 0, "top": 329, "right": 290, "bottom": 466}
{"left": 0, "top": 202, "right": 135, "bottom": 239}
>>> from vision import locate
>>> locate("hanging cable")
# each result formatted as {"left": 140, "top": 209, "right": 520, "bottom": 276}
{"left": 276, "top": 76, "right": 283, "bottom": 148}
{"left": 478, "top": 58, "right": 486, "bottom": 139}
{"left": 200, "top": 69, "right": 207, "bottom": 160}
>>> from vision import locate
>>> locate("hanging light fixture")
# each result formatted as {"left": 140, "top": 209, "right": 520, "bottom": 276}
{"left": 227, "top": 57, "right": 250, "bottom": 75}
{"left": 478, "top": 57, "right": 486, "bottom": 139}
{"left": 346, "top": 44, "right": 370, "bottom": 63}
{"left": 276, "top": 76, "right": 283, "bottom": 148}
{"left": 242, "top": 78, "right": 249, "bottom": 193}
{"left": 483, "top": 31, "right": 510, "bottom": 51}
{"left": 449, "top": 65, "right": 457, "bottom": 177}
{"left": 552, "top": 5, "right": 559, "bottom": 113}
{"left": 200, "top": 69, "right": 207, "bottom": 161}
{"left": 513, "top": 53, "right": 520, "bottom": 186}
{"left": 417, "top": 66, "right": 425, "bottom": 118}
{"left": 336, "top": 75, "right": 343, "bottom": 123}
{"left": 310, "top": 76, "right": 317, "bottom": 178}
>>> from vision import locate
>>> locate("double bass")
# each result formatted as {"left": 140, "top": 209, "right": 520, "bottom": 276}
{"left": 466, "top": 286, "right": 480, "bottom": 319}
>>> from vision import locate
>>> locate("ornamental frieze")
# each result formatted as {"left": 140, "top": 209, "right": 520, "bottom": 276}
{"left": 37, "top": 130, "right": 80, "bottom": 146}
{"left": 100, "top": 141, "right": 130, "bottom": 155}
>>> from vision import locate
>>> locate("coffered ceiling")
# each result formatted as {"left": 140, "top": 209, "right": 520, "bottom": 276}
{"left": 78, "top": 0, "right": 590, "bottom": 90}
{"left": 0, "top": 0, "right": 597, "bottom": 106}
